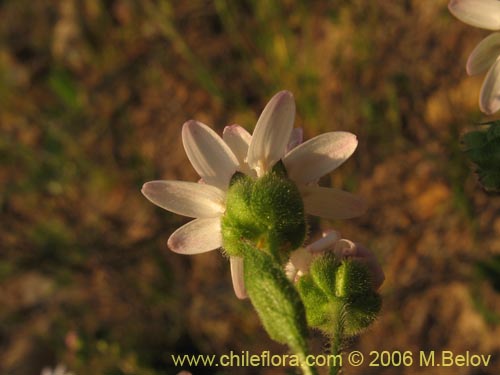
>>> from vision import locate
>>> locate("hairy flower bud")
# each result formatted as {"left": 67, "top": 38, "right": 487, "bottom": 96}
{"left": 297, "top": 253, "right": 381, "bottom": 337}
{"left": 221, "top": 167, "right": 306, "bottom": 263}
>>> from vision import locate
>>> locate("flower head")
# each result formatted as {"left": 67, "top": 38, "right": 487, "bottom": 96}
{"left": 142, "top": 91, "right": 366, "bottom": 299}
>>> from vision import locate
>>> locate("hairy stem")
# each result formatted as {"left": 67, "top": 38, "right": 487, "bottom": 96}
{"left": 329, "top": 304, "right": 346, "bottom": 375}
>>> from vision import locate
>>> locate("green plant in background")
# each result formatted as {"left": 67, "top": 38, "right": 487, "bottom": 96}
{"left": 462, "top": 121, "right": 500, "bottom": 192}
{"left": 142, "top": 91, "right": 384, "bottom": 374}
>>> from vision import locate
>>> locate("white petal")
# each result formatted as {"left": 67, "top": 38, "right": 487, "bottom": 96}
{"left": 230, "top": 256, "right": 248, "bottom": 299}
{"left": 306, "top": 230, "right": 341, "bottom": 252}
{"left": 182, "top": 120, "right": 238, "bottom": 190}
{"left": 300, "top": 185, "right": 366, "bottom": 220}
{"left": 480, "top": 57, "right": 500, "bottom": 114}
{"left": 449, "top": 0, "right": 500, "bottom": 30}
{"left": 285, "top": 128, "right": 303, "bottom": 153}
{"left": 467, "top": 32, "right": 500, "bottom": 75}
{"left": 283, "top": 132, "right": 358, "bottom": 184}
{"left": 222, "top": 125, "right": 255, "bottom": 177}
{"left": 168, "top": 218, "right": 222, "bottom": 254}
{"left": 247, "top": 91, "right": 295, "bottom": 176}
{"left": 223, "top": 125, "right": 251, "bottom": 161}
{"left": 142, "top": 180, "right": 225, "bottom": 218}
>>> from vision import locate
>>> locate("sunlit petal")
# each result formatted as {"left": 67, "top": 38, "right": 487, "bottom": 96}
{"left": 449, "top": 0, "right": 500, "bottom": 30}
{"left": 283, "top": 132, "right": 358, "bottom": 184}
{"left": 480, "top": 57, "right": 500, "bottom": 114}
{"left": 467, "top": 32, "right": 500, "bottom": 75}
{"left": 182, "top": 120, "right": 238, "bottom": 190}
{"left": 168, "top": 218, "right": 222, "bottom": 254}
{"left": 141, "top": 180, "right": 225, "bottom": 218}
{"left": 300, "top": 185, "right": 366, "bottom": 220}
{"left": 247, "top": 91, "right": 295, "bottom": 176}
{"left": 230, "top": 256, "right": 247, "bottom": 299}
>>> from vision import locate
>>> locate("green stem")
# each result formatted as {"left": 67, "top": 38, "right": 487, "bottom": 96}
{"left": 296, "top": 351, "right": 318, "bottom": 375}
{"left": 329, "top": 304, "right": 346, "bottom": 375}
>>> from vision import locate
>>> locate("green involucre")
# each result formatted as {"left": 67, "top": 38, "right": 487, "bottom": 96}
{"left": 221, "top": 169, "right": 306, "bottom": 263}
{"left": 296, "top": 255, "right": 381, "bottom": 337}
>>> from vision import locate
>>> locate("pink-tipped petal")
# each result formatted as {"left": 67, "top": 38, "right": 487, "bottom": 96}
{"left": 283, "top": 132, "right": 358, "bottom": 184}
{"left": 467, "top": 32, "right": 500, "bottom": 75}
{"left": 168, "top": 218, "right": 222, "bottom": 254}
{"left": 247, "top": 91, "right": 295, "bottom": 176}
{"left": 449, "top": 0, "right": 500, "bottom": 30}
{"left": 142, "top": 181, "right": 225, "bottom": 218}
{"left": 480, "top": 57, "right": 500, "bottom": 114}
{"left": 300, "top": 186, "right": 367, "bottom": 220}
{"left": 230, "top": 256, "right": 247, "bottom": 299}
{"left": 182, "top": 120, "right": 238, "bottom": 190}
{"left": 286, "top": 128, "right": 304, "bottom": 153}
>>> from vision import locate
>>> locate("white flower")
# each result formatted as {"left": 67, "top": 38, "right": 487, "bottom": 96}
{"left": 142, "top": 91, "right": 365, "bottom": 299}
{"left": 449, "top": 0, "right": 500, "bottom": 114}
{"left": 41, "top": 365, "right": 74, "bottom": 375}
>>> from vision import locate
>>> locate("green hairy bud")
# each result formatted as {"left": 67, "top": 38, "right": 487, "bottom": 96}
{"left": 221, "top": 167, "right": 306, "bottom": 263}
{"left": 297, "top": 254, "right": 381, "bottom": 337}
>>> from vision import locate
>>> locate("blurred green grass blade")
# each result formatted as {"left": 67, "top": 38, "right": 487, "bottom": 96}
{"left": 476, "top": 255, "right": 500, "bottom": 293}
{"left": 48, "top": 68, "right": 82, "bottom": 111}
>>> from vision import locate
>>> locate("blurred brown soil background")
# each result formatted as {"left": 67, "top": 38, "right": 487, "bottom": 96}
{"left": 1, "top": 1, "right": 499, "bottom": 374}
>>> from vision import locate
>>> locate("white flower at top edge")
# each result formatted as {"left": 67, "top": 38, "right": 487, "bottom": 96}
{"left": 448, "top": 0, "right": 500, "bottom": 30}
{"left": 449, "top": 0, "right": 500, "bottom": 114}
{"left": 142, "top": 90, "right": 366, "bottom": 300}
